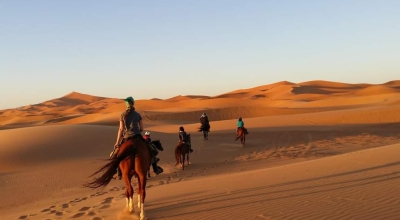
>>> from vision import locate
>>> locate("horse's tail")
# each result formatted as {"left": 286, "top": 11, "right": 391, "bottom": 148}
{"left": 84, "top": 158, "right": 121, "bottom": 189}
{"left": 84, "top": 144, "right": 133, "bottom": 189}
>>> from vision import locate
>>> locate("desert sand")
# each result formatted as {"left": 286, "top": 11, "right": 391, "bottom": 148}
{"left": 1, "top": 80, "right": 400, "bottom": 220}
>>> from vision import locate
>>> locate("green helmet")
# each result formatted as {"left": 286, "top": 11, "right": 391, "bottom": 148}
{"left": 124, "top": 96, "right": 134, "bottom": 107}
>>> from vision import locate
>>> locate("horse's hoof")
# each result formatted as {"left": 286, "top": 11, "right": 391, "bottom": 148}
{"left": 188, "top": 162, "right": 191, "bottom": 165}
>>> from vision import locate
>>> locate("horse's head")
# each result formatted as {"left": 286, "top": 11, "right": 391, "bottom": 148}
{"left": 152, "top": 140, "right": 164, "bottom": 151}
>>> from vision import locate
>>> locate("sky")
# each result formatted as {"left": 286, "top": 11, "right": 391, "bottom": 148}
{"left": 1, "top": 0, "right": 399, "bottom": 109}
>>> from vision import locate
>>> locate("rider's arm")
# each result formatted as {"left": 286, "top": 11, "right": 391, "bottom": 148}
{"left": 115, "top": 120, "right": 124, "bottom": 146}
{"left": 139, "top": 119, "right": 143, "bottom": 132}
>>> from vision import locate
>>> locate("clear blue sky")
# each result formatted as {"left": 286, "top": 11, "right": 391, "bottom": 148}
{"left": 1, "top": 0, "right": 399, "bottom": 109}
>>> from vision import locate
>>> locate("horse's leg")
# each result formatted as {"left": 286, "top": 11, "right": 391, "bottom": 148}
{"left": 121, "top": 160, "right": 134, "bottom": 213}
{"left": 135, "top": 156, "right": 147, "bottom": 220}
{"left": 180, "top": 153, "right": 183, "bottom": 168}
{"left": 177, "top": 148, "right": 183, "bottom": 168}
{"left": 138, "top": 174, "right": 147, "bottom": 220}
{"left": 175, "top": 147, "right": 180, "bottom": 165}
{"left": 187, "top": 152, "right": 190, "bottom": 165}
{"left": 137, "top": 177, "right": 141, "bottom": 208}
{"left": 182, "top": 153, "right": 185, "bottom": 170}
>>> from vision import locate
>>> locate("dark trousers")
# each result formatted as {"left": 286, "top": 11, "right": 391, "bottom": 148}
{"left": 151, "top": 162, "right": 158, "bottom": 172}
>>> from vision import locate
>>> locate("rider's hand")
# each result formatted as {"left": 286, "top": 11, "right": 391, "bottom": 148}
{"left": 114, "top": 144, "right": 119, "bottom": 149}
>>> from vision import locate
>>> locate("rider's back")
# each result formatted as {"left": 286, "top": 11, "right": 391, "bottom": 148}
{"left": 121, "top": 109, "right": 142, "bottom": 138}
{"left": 200, "top": 116, "right": 209, "bottom": 125}
{"left": 179, "top": 131, "right": 188, "bottom": 142}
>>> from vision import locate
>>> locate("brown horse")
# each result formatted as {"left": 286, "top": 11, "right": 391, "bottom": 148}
{"left": 175, "top": 134, "right": 191, "bottom": 170}
{"left": 84, "top": 136, "right": 150, "bottom": 220}
{"left": 235, "top": 127, "right": 246, "bottom": 145}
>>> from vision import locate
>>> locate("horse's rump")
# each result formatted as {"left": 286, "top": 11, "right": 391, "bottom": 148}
{"left": 176, "top": 142, "right": 189, "bottom": 151}
{"left": 175, "top": 142, "right": 189, "bottom": 160}
{"left": 238, "top": 127, "right": 248, "bottom": 134}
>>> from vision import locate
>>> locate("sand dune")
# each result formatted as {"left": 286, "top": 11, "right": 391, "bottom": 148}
{"left": 142, "top": 143, "right": 400, "bottom": 220}
{"left": 2, "top": 80, "right": 400, "bottom": 127}
{"left": 1, "top": 124, "right": 399, "bottom": 219}
{"left": 60, "top": 91, "right": 107, "bottom": 104}
{"left": 1, "top": 80, "right": 400, "bottom": 220}
{"left": 351, "top": 85, "right": 400, "bottom": 96}
{"left": 383, "top": 80, "right": 400, "bottom": 86}
{"left": 0, "top": 125, "right": 115, "bottom": 172}
{"left": 165, "top": 95, "right": 210, "bottom": 102}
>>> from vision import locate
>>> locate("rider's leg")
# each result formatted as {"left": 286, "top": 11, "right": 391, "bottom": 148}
{"left": 117, "top": 166, "right": 122, "bottom": 180}
{"left": 188, "top": 143, "right": 193, "bottom": 153}
{"left": 151, "top": 157, "right": 162, "bottom": 175}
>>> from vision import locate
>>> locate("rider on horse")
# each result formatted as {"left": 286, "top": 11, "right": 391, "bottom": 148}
{"left": 111, "top": 96, "right": 162, "bottom": 179}
{"left": 143, "top": 131, "right": 163, "bottom": 175}
{"left": 237, "top": 117, "right": 249, "bottom": 136}
{"left": 200, "top": 112, "right": 210, "bottom": 129}
{"left": 178, "top": 126, "right": 193, "bottom": 153}
{"left": 199, "top": 112, "right": 210, "bottom": 140}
